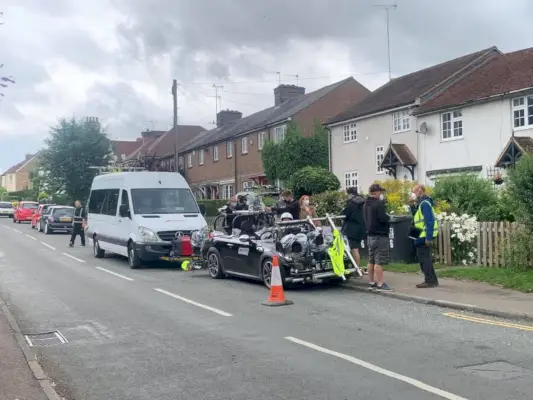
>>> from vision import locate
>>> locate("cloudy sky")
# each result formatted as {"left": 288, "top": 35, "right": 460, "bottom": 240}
{"left": 1, "top": 0, "right": 531, "bottom": 173}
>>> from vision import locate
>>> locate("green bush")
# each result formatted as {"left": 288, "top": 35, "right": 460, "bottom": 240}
{"left": 290, "top": 166, "right": 340, "bottom": 199}
{"left": 432, "top": 174, "right": 500, "bottom": 220}
{"left": 311, "top": 190, "right": 347, "bottom": 217}
{"left": 7, "top": 189, "right": 35, "bottom": 201}
{"left": 503, "top": 227, "right": 533, "bottom": 270}
{"left": 507, "top": 154, "right": 533, "bottom": 229}
{"left": 38, "top": 192, "right": 49, "bottom": 201}
{"left": 197, "top": 199, "right": 227, "bottom": 216}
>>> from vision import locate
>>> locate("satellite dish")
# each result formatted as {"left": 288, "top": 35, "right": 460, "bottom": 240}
{"left": 418, "top": 122, "right": 428, "bottom": 134}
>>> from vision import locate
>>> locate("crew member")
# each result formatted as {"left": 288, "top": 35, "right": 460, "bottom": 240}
{"left": 269, "top": 190, "right": 300, "bottom": 220}
{"left": 342, "top": 187, "right": 366, "bottom": 269}
{"left": 69, "top": 200, "right": 86, "bottom": 247}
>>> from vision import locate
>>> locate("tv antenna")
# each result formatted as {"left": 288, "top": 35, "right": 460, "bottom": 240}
{"left": 374, "top": 3, "right": 397, "bottom": 81}
{"left": 285, "top": 74, "right": 299, "bottom": 85}
{"left": 210, "top": 84, "right": 223, "bottom": 118}
{"left": 267, "top": 71, "right": 281, "bottom": 85}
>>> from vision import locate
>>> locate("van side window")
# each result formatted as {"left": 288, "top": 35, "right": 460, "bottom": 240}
{"left": 120, "top": 189, "right": 130, "bottom": 211}
{"left": 102, "top": 189, "right": 120, "bottom": 216}
{"left": 88, "top": 190, "right": 107, "bottom": 214}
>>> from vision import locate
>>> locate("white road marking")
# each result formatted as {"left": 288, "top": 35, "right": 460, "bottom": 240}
{"left": 24, "top": 335, "right": 34, "bottom": 347}
{"left": 285, "top": 336, "right": 469, "bottom": 400}
{"left": 154, "top": 288, "right": 233, "bottom": 317}
{"left": 25, "top": 234, "right": 37, "bottom": 241}
{"left": 1, "top": 224, "right": 11, "bottom": 229}
{"left": 12, "top": 228, "right": 22, "bottom": 233}
{"left": 61, "top": 253, "right": 86, "bottom": 263}
{"left": 95, "top": 267, "right": 134, "bottom": 282}
{"left": 54, "top": 331, "right": 68, "bottom": 344}
{"left": 41, "top": 242, "right": 56, "bottom": 251}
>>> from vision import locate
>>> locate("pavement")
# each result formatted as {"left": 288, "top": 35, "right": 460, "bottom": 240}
{"left": 1, "top": 218, "right": 533, "bottom": 400}
{"left": 347, "top": 270, "right": 533, "bottom": 322}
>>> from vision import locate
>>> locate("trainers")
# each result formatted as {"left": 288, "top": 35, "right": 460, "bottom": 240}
{"left": 368, "top": 282, "right": 377, "bottom": 290}
{"left": 80, "top": 244, "right": 86, "bottom": 247}
{"left": 376, "top": 283, "right": 393, "bottom": 291}
{"left": 68, "top": 243, "right": 74, "bottom": 247}
{"left": 416, "top": 282, "right": 438, "bottom": 288}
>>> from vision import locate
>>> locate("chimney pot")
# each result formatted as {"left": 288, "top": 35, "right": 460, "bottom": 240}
{"left": 274, "top": 84, "right": 305, "bottom": 106}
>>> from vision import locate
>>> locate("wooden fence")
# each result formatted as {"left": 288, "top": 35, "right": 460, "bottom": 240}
{"left": 434, "top": 221, "right": 518, "bottom": 267}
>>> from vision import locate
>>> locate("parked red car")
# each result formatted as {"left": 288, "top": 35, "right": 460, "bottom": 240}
{"left": 13, "top": 201, "right": 39, "bottom": 223}
{"left": 31, "top": 204, "right": 55, "bottom": 231}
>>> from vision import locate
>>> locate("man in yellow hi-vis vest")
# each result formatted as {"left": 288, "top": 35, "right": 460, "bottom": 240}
{"left": 411, "top": 184, "right": 439, "bottom": 288}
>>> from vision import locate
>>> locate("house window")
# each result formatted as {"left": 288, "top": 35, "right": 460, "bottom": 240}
{"left": 258, "top": 132, "right": 265, "bottom": 150}
{"left": 241, "top": 137, "right": 248, "bottom": 154}
{"left": 393, "top": 110, "right": 411, "bottom": 133}
{"left": 243, "top": 181, "right": 253, "bottom": 190}
{"left": 442, "top": 110, "right": 463, "bottom": 140}
{"left": 343, "top": 123, "right": 357, "bottom": 143}
{"left": 226, "top": 141, "right": 233, "bottom": 158}
{"left": 512, "top": 96, "right": 533, "bottom": 128}
{"left": 223, "top": 184, "right": 233, "bottom": 199}
{"left": 199, "top": 149, "right": 204, "bottom": 165}
{"left": 344, "top": 171, "right": 358, "bottom": 190}
{"left": 376, "top": 145, "right": 385, "bottom": 173}
{"left": 213, "top": 145, "right": 219, "bottom": 162}
{"left": 274, "top": 125, "right": 286, "bottom": 142}
{"left": 187, "top": 153, "right": 192, "bottom": 168}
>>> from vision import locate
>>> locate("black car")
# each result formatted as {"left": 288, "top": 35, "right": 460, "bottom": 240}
{"left": 202, "top": 219, "right": 358, "bottom": 288}
{"left": 39, "top": 206, "right": 75, "bottom": 234}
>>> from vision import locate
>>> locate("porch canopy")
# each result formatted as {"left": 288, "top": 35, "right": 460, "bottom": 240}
{"left": 380, "top": 142, "right": 418, "bottom": 180}
{"left": 494, "top": 136, "right": 533, "bottom": 168}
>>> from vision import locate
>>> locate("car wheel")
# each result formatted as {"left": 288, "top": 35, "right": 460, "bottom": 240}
{"left": 44, "top": 222, "right": 51, "bottom": 234}
{"left": 207, "top": 248, "right": 225, "bottom": 279}
{"left": 12, "top": 217, "right": 16, "bottom": 223}
{"left": 17, "top": 217, "right": 21, "bottom": 224}
{"left": 93, "top": 238, "right": 105, "bottom": 258}
{"left": 261, "top": 258, "right": 273, "bottom": 289}
{"left": 128, "top": 242, "right": 141, "bottom": 269}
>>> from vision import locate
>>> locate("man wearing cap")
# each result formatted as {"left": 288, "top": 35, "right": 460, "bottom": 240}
{"left": 363, "top": 183, "right": 392, "bottom": 291}
{"left": 341, "top": 187, "right": 366, "bottom": 270}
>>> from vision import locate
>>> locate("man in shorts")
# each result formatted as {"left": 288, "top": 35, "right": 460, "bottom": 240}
{"left": 363, "top": 184, "right": 393, "bottom": 291}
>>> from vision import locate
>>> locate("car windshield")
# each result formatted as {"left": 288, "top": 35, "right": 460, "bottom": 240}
{"left": 131, "top": 188, "right": 199, "bottom": 215}
{"left": 22, "top": 203, "right": 38, "bottom": 209}
{"left": 52, "top": 207, "right": 74, "bottom": 216}
{"left": 0, "top": 203, "right": 11, "bottom": 209}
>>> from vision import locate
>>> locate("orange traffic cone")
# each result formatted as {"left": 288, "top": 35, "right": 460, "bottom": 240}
{"left": 261, "top": 256, "right": 294, "bottom": 307}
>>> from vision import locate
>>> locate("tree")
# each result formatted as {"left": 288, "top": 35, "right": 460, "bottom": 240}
{"left": 0, "top": 13, "right": 15, "bottom": 98}
{"left": 0, "top": 185, "right": 7, "bottom": 201}
{"left": 290, "top": 166, "right": 340, "bottom": 198}
{"left": 262, "top": 120, "right": 329, "bottom": 182}
{"left": 40, "top": 117, "right": 112, "bottom": 202}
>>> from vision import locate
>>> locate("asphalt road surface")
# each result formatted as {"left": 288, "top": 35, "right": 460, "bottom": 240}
{"left": 1, "top": 218, "right": 533, "bottom": 400}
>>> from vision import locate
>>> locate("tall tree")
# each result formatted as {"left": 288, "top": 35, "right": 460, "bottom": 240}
{"left": 41, "top": 117, "right": 112, "bottom": 202}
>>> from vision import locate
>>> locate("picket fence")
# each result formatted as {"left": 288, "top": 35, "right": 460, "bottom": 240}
{"left": 434, "top": 221, "right": 518, "bottom": 267}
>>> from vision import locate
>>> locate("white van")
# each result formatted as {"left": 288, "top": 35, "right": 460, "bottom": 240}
{"left": 86, "top": 171, "right": 207, "bottom": 268}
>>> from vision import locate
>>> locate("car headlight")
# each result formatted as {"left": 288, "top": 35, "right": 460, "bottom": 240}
{"left": 138, "top": 226, "right": 159, "bottom": 242}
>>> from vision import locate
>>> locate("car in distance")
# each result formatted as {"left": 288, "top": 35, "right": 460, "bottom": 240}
{"left": 0, "top": 201, "right": 14, "bottom": 218}
{"left": 31, "top": 204, "right": 56, "bottom": 231}
{"left": 13, "top": 201, "right": 39, "bottom": 223}
{"left": 39, "top": 206, "right": 75, "bottom": 234}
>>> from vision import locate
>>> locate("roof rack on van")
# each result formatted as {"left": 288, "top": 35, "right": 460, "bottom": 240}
{"left": 89, "top": 166, "right": 146, "bottom": 175}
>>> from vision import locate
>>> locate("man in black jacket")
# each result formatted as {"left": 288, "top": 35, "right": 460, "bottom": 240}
{"left": 363, "top": 184, "right": 392, "bottom": 291}
{"left": 342, "top": 187, "right": 365, "bottom": 269}
{"left": 69, "top": 200, "right": 86, "bottom": 247}
{"left": 269, "top": 190, "right": 300, "bottom": 221}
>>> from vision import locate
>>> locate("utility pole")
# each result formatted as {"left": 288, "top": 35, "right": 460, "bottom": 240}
{"left": 211, "top": 84, "right": 223, "bottom": 122}
{"left": 374, "top": 3, "right": 397, "bottom": 81}
{"left": 172, "top": 79, "right": 179, "bottom": 172}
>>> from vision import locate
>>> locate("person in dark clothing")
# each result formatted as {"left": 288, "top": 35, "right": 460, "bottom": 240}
{"left": 410, "top": 184, "right": 439, "bottom": 288}
{"left": 235, "top": 195, "right": 249, "bottom": 211}
{"left": 341, "top": 187, "right": 366, "bottom": 269}
{"left": 269, "top": 190, "right": 300, "bottom": 221}
{"left": 69, "top": 200, "right": 86, "bottom": 247}
{"left": 363, "top": 184, "right": 392, "bottom": 291}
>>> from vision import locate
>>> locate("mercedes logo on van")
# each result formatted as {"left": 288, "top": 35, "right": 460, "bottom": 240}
{"left": 174, "top": 231, "right": 184, "bottom": 238}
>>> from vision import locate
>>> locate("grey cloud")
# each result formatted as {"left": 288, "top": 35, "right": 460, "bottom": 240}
{"left": 207, "top": 60, "right": 230, "bottom": 80}
{"left": 49, "top": 28, "right": 111, "bottom": 70}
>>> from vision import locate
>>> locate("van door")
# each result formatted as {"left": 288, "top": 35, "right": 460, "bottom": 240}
{"left": 100, "top": 189, "right": 125, "bottom": 256}
{"left": 117, "top": 189, "right": 133, "bottom": 253}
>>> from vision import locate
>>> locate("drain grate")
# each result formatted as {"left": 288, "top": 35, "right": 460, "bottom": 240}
{"left": 459, "top": 361, "right": 533, "bottom": 381}
{"left": 24, "top": 331, "right": 68, "bottom": 347}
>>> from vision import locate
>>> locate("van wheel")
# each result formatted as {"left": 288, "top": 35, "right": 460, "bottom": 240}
{"left": 93, "top": 238, "right": 105, "bottom": 258}
{"left": 128, "top": 242, "right": 141, "bottom": 269}
{"left": 207, "top": 248, "right": 224, "bottom": 279}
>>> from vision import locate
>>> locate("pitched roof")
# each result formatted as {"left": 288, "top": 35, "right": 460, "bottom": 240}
{"left": 127, "top": 125, "right": 206, "bottom": 160}
{"left": 391, "top": 143, "right": 417, "bottom": 165}
{"left": 180, "top": 77, "right": 362, "bottom": 153}
{"left": 111, "top": 140, "right": 144, "bottom": 158}
{"left": 328, "top": 47, "right": 499, "bottom": 124}
{"left": 415, "top": 47, "right": 533, "bottom": 115}
{"left": 1, "top": 153, "right": 40, "bottom": 176}
{"left": 494, "top": 136, "right": 533, "bottom": 167}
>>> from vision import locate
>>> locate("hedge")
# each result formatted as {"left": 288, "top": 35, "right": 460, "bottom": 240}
{"left": 197, "top": 199, "right": 227, "bottom": 216}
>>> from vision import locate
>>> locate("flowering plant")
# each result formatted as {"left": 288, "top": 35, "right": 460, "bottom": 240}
{"left": 436, "top": 212, "right": 478, "bottom": 265}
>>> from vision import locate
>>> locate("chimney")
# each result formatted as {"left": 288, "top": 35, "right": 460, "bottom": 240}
{"left": 274, "top": 84, "right": 305, "bottom": 106}
{"left": 216, "top": 109, "right": 242, "bottom": 127}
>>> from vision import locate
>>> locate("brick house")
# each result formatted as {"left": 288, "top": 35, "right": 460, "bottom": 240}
{"left": 1, "top": 153, "right": 41, "bottom": 192}
{"left": 179, "top": 79, "right": 370, "bottom": 199}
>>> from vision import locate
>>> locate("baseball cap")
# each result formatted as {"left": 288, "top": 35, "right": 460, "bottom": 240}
{"left": 368, "top": 183, "right": 386, "bottom": 193}
{"left": 346, "top": 187, "right": 358, "bottom": 195}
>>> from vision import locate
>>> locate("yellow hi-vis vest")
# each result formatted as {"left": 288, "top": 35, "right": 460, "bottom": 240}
{"left": 414, "top": 199, "right": 439, "bottom": 239}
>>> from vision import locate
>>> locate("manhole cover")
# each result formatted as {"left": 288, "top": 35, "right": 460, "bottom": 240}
{"left": 459, "top": 361, "right": 533, "bottom": 381}
{"left": 24, "top": 331, "right": 68, "bottom": 347}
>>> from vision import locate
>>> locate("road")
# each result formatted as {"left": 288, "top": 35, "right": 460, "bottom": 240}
{"left": 1, "top": 218, "right": 532, "bottom": 400}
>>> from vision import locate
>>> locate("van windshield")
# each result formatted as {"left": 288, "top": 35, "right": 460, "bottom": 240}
{"left": 131, "top": 188, "right": 199, "bottom": 215}
{"left": 0, "top": 203, "right": 12, "bottom": 209}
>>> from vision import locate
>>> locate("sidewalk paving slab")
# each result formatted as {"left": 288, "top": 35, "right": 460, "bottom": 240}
{"left": 346, "top": 271, "right": 533, "bottom": 322}
{"left": 0, "top": 300, "right": 61, "bottom": 400}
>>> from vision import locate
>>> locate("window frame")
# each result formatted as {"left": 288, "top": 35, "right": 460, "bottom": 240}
{"left": 198, "top": 149, "right": 204, "bottom": 165}
{"left": 392, "top": 110, "right": 411, "bottom": 133}
{"left": 441, "top": 109, "right": 464, "bottom": 141}
{"left": 343, "top": 123, "right": 357, "bottom": 143}
{"left": 274, "top": 125, "right": 286, "bottom": 143}
{"left": 376, "top": 145, "right": 385, "bottom": 174}
{"left": 213, "top": 145, "right": 219, "bottom": 162}
{"left": 512, "top": 95, "right": 533, "bottom": 130}
{"left": 258, "top": 132, "right": 265, "bottom": 150}
{"left": 241, "top": 137, "right": 248, "bottom": 154}
{"left": 343, "top": 171, "right": 358, "bottom": 191}
{"left": 226, "top": 141, "right": 233, "bottom": 158}
{"left": 187, "top": 153, "right": 192, "bottom": 168}
{"left": 223, "top": 184, "right": 233, "bottom": 199}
